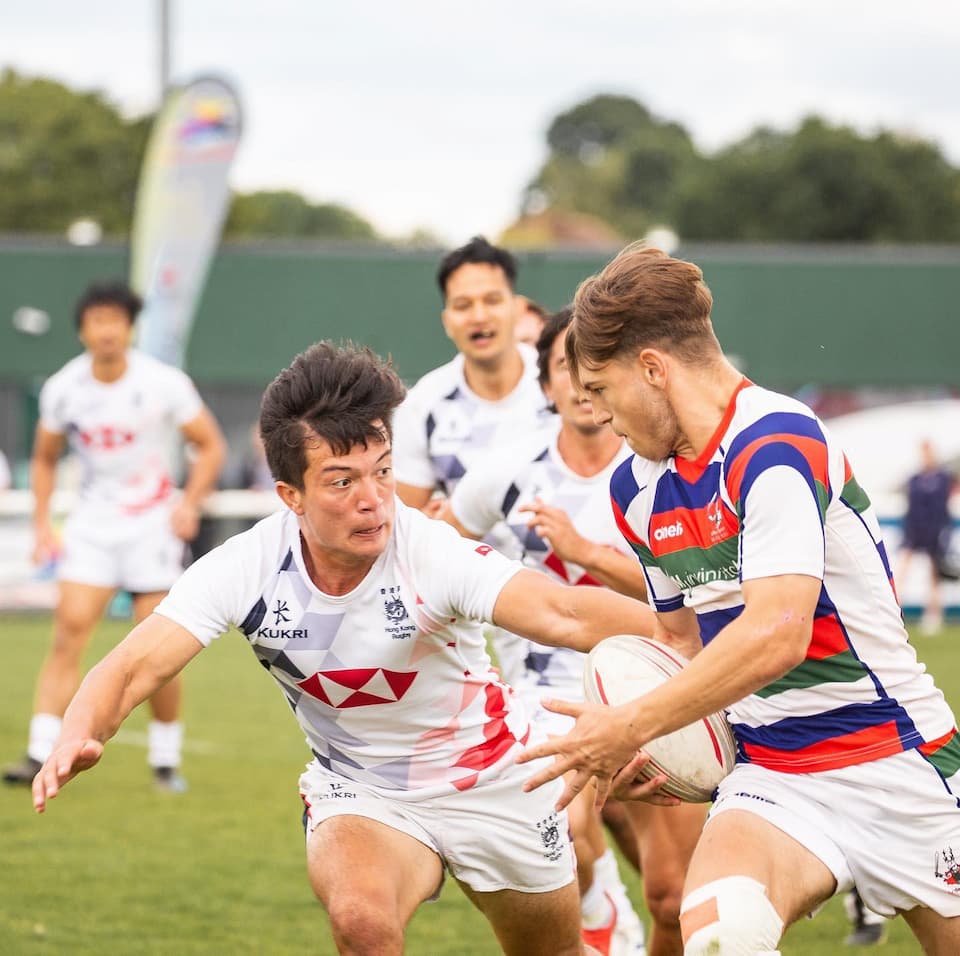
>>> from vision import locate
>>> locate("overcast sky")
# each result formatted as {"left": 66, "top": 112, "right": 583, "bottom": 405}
{"left": 3, "top": 1, "right": 958, "bottom": 243}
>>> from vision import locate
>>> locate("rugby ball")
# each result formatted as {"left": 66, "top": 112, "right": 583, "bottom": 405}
{"left": 583, "top": 634, "right": 737, "bottom": 802}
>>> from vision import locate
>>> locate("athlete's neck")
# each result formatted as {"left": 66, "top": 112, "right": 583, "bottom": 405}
{"left": 672, "top": 359, "right": 746, "bottom": 461}
{"left": 557, "top": 425, "right": 623, "bottom": 478}
{"left": 89, "top": 352, "right": 129, "bottom": 384}
{"left": 300, "top": 534, "right": 376, "bottom": 597}
{"left": 461, "top": 347, "right": 524, "bottom": 402}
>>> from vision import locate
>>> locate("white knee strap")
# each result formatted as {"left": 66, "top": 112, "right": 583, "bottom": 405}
{"left": 681, "top": 876, "right": 784, "bottom": 956}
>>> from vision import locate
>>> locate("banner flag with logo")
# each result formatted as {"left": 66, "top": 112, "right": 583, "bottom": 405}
{"left": 130, "top": 74, "right": 243, "bottom": 368}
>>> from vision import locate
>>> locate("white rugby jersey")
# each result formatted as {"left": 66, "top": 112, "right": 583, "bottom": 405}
{"left": 611, "top": 380, "right": 959, "bottom": 776}
{"left": 392, "top": 344, "right": 556, "bottom": 497}
{"left": 155, "top": 502, "right": 532, "bottom": 799}
{"left": 452, "top": 435, "right": 632, "bottom": 694}
{"left": 39, "top": 350, "right": 202, "bottom": 517}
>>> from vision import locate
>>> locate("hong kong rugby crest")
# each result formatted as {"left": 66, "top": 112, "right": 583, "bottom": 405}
{"left": 935, "top": 845, "right": 960, "bottom": 891}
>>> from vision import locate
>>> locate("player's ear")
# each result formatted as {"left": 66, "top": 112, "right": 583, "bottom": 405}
{"left": 637, "top": 348, "right": 668, "bottom": 389}
{"left": 276, "top": 481, "right": 304, "bottom": 515}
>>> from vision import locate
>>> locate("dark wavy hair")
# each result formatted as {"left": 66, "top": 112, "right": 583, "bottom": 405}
{"left": 259, "top": 341, "right": 407, "bottom": 489}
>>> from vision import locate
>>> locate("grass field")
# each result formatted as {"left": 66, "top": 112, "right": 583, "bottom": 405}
{"left": 1, "top": 614, "right": 954, "bottom": 954}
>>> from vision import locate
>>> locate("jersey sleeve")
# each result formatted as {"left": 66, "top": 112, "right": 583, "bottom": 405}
{"left": 449, "top": 459, "right": 514, "bottom": 537}
{"left": 165, "top": 367, "right": 205, "bottom": 426}
{"left": 723, "top": 411, "right": 831, "bottom": 582}
{"left": 154, "top": 526, "right": 268, "bottom": 645}
{"left": 38, "top": 374, "right": 68, "bottom": 434}
{"left": 392, "top": 385, "right": 435, "bottom": 489}
{"left": 609, "top": 458, "right": 686, "bottom": 613}
{"left": 405, "top": 509, "right": 523, "bottom": 624}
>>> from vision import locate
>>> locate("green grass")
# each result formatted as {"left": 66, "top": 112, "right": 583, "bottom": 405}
{"left": 2, "top": 615, "right": 955, "bottom": 954}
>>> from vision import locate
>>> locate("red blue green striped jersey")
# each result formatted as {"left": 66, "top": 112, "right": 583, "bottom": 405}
{"left": 610, "top": 380, "right": 959, "bottom": 775}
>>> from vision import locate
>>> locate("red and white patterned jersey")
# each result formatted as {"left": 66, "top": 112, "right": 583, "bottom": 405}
{"left": 39, "top": 349, "right": 202, "bottom": 517}
{"left": 451, "top": 435, "right": 632, "bottom": 694}
{"left": 155, "top": 502, "right": 532, "bottom": 799}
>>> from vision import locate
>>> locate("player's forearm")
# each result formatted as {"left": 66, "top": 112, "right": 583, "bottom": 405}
{"left": 29, "top": 458, "right": 56, "bottom": 524}
{"left": 623, "top": 611, "right": 809, "bottom": 744}
{"left": 59, "top": 649, "right": 156, "bottom": 746}
{"left": 546, "top": 587, "right": 658, "bottom": 652}
{"left": 577, "top": 543, "right": 648, "bottom": 601}
{"left": 181, "top": 436, "right": 226, "bottom": 509}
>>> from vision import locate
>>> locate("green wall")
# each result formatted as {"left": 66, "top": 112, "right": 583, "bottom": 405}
{"left": 0, "top": 240, "right": 957, "bottom": 390}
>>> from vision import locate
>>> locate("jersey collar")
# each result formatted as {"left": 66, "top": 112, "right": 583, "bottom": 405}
{"left": 674, "top": 377, "right": 752, "bottom": 482}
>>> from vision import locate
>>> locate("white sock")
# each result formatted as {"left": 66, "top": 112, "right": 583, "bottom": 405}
{"left": 27, "top": 713, "right": 62, "bottom": 763}
{"left": 147, "top": 720, "right": 184, "bottom": 769}
{"left": 594, "top": 847, "right": 619, "bottom": 885}
{"left": 581, "top": 879, "right": 614, "bottom": 929}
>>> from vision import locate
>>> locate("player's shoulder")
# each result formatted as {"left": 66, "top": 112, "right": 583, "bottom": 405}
{"left": 200, "top": 507, "right": 293, "bottom": 577}
{"left": 726, "top": 384, "right": 824, "bottom": 448}
{"left": 404, "top": 354, "right": 463, "bottom": 402}
{"left": 611, "top": 452, "right": 663, "bottom": 503}
{"left": 128, "top": 349, "right": 195, "bottom": 386}
{"left": 43, "top": 352, "right": 91, "bottom": 393}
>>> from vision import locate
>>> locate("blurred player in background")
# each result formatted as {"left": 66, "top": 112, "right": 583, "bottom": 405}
{"left": 519, "top": 245, "right": 960, "bottom": 955}
{"left": 445, "top": 308, "right": 703, "bottom": 956}
{"left": 899, "top": 438, "right": 957, "bottom": 636}
{"left": 3, "top": 279, "right": 225, "bottom": 792}
{"left": 393, "top": 235, "right": 556, "bottom": 683}
{"left": 514, "top": 295, "right": 548, "bottom": 347}
{"left": 31, "top": 341, "right": 668, "bottom": 956}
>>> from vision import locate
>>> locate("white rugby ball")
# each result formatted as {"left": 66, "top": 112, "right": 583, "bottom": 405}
{"left": 583, "top": 634, "right": 737, "bottom": 802}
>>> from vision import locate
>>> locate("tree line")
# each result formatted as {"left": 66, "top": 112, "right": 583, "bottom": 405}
{"left": 2, "top": 71, "right": 959, "bottom": 243}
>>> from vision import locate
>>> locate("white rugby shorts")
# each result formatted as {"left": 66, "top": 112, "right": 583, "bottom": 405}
{"left": 299, "top": 754, "right": 576, "bottom": 895}
{"left": 710, "top": 749, "right": 960, "bottom": 918}
{"left": 58, "top": 504, "right": 185, "bottom": 592}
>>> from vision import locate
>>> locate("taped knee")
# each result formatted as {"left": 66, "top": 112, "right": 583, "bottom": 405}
{"left": 680, "top": 876, "right": 784, "bottom": 956}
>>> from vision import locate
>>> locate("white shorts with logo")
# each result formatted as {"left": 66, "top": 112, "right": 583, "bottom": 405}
{"left": 58, "top": 503, "right": 185, "bottom": 593}
{"left": 299, "top": 754, "right": 576, "bottom": 895}
{"left": 711, "top": 750, "right": 960, "bottom": 918}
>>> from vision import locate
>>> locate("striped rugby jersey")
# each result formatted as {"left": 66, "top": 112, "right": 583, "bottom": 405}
{"left": 610, "top": 379, "right": 959, "bottom": 775}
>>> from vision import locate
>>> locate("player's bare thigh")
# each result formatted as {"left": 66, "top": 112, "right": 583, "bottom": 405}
{"left": 626, "top": 800, "right": 705, "bottom": 903}
{"left": 902, "top": 906, "right": 960, "bottom": 956}
{"left": 684, "top": 808, "right": 836, "bottom": 929}
{"left": 306, "top": 814, "right": 443, "bottom": 951}
{"left": 52, "top": 581, "right": 114, "bottom": 640}
{"left": 458, "top": 877, "right": 585, "bottom": 956}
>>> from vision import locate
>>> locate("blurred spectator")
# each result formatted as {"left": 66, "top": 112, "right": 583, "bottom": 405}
{"left": 0, "top": 449, "right": 10, "bottom": 490}
{"left": 899, "top": 439, "right": 957, "bottom": 635}
{"left": 514, "top": 295, "right": 548, "bottom": 347}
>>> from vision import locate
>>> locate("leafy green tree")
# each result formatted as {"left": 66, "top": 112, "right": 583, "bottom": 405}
{"left": 525, "top": 94, "right": 702, "bottom": 238}
{"left": 527, "top": 94, "right": 960, "bottom": 242}
{"left": 0, "top": 70, "right": 379, "bottom": 242}
{"left": 224, "top": 190, "right": 377, "bottom": 240}
{"left": 0, "top": 69, "right": 148, "bottom": 234}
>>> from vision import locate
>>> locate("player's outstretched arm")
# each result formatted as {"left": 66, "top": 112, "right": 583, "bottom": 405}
{"left": 32, "top": 615, "right": 204, "bottom": 813}
{"left": 517, "top": 573, "right": 820, "bottom": 808}
{"left": 492, "top": 568, "right": 658, "bottom": 652}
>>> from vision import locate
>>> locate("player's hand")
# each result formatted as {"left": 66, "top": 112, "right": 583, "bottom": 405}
{"left": 170, "top": 500, "right": 201, "bottom": 541}
{"left": 517, "top": 697, "right": 647, "bottom": 810}
{"left": 609, "top": 751, "right": 682, "bottom": 806}
{"left": 32, "top": 738, "right": 104, "bottom": 813}
{"left": 31, "top": 521, "right": 58, "bottom": 566}
{"left": 518, "top": 499, "right": 586, "bottom": 562}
